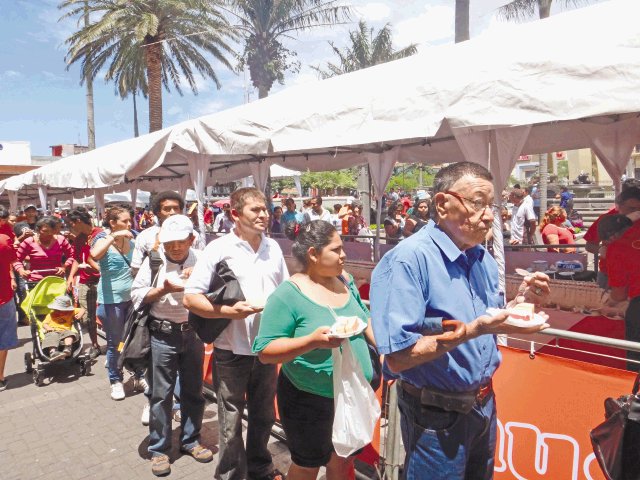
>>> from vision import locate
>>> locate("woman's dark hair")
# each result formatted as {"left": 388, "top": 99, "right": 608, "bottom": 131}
{"left": 36, "top": 216, "right": 58, "bottom": 231}
{"left": 151, "top": 191, "right": 184, "bottom": 216}
{"left": 67, "top": 207, "right": 92, "bottom": 226}
{"left": 387, "top": 201, "right": 400, "bottom": 218}
{"left": 104, "top": 206, "right": 129, "bottom": 229}
{"left": 285, "top": 220, "right": 338, "bottom": 268}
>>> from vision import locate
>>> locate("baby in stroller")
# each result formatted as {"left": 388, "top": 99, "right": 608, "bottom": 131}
{"left": 41, "top": 295, "right": 85, "bottom": 362}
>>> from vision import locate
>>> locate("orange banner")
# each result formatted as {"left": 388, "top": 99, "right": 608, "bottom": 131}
{"left": 494, "top": 347, "right": 636, "bottom": 480}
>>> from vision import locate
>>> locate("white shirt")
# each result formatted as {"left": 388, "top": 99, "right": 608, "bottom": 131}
{"left": 304, "top": 207, "right": 331, "bottom": 223}
{"left": 131, "top": 248, "right": 201, "bottom": 323}
{"left": 185, "top": 230, "right": 289, "bottom": 355}
{"left": 213, "top": 214, "right": 235, "bottom": 233}
{"left": 511, "top": 201, "right": 536, "bottom": 243}
{"left": 131, "top": 225, "right": 205, "bottom": 269}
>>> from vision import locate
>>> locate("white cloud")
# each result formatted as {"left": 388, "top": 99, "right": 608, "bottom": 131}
{"left": 167, "top": 105, "right": 183, "bottom": 117}
{"left": 2, "top": 70, "right": 22, "bottom": 79}
{"left": 191, "top": 99, "right": 226, "bottom": 117}
{"left": 354, "top": 2, "right": 392, "bottom": 22}
{"left": 394, "top": 4, "right": 454, "bottom": 47}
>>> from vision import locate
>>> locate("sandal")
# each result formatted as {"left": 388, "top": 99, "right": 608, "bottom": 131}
{"left": 151, "top": 454, "right": 171, "bottom": 477}
{"left": 180, "top": 444, "right": 213, "bottom": 463}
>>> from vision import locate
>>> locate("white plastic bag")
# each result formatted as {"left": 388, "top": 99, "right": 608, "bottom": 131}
{"left": 332, "top": 340, "right": 381, "bottom": 457}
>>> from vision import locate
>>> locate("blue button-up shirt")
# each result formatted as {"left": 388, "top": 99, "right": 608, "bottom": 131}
{"left": 370, "top": 222, "right": 504, "bottom": 392}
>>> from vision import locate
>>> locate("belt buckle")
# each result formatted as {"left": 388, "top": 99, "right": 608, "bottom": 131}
{"left": 180, "top": 323, "right": 190, "bottom": 332}
{"left": 160, "top": 321, "right": 173, "bottom": 334}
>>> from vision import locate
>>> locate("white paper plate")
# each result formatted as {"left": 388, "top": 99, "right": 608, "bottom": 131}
{"left": 328, "top": 317, "right": 367, "bottom": 338}
{"left": 486, "top": 307, "right": 547, "bottom": 328}
{"left": 165, "top": 272, "right": 186, "bottom": 287}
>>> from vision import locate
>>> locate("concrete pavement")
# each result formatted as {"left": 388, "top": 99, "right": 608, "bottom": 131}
{"left": 0, "top": 323, "right": 293, "bottom": 480}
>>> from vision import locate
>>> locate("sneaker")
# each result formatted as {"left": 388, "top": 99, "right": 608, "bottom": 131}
{"left": 110, "top": 381, "right": 125, "bottom": 401}
{"left": 151, "top": 454, "right": 171, "bottom": 477}
{"left": 50, "top": 351, "right": 67, "bottom": 362}
{"left": 89, "top": 346, "right": 101, "bottom": 359}
{"left": 133, "top": 377, "right": 149, "bottom": 393}
{"left": 141, "top": 404, "right": 150, "bottom": 426}
{"left": 180, "top": 444, "right": 213, "bottom": 463}
{"left": 0, "top": 379, "right": 7, "bottom": 392}
{"left": 251, "top": 470, "right": 285, "bottom": 480}
{"left": 172, "top": 408, "right": 181, "bottom": 423}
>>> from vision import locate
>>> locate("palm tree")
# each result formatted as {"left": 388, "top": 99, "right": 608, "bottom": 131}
{"left": 226, "top": 0, "right": 351, "bottom": 99}
{"left": 499, "top": 0, "right": 588, "bottom": 20}
{"left": 312, "top": 20, "right": 417, "bottom": 79}
{"left": 455, "top": 0, "right": 470, "bottom": 43}
{"left": 60, "top": 0, "right": 236, "bottom": 133}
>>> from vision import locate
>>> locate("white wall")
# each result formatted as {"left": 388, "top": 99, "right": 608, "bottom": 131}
{"left": 0, "top": 141, "right": 31, "bottom": 165}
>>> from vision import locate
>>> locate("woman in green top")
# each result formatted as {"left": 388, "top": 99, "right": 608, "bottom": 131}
{"left": 253, "top": 220, "right": 376, "bottom": 480}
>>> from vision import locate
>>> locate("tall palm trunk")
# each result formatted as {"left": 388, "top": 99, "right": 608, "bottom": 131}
{"left": 455, "top": 0, "right": 470, "bottom": 43}
{"left": 133, "top": 90, "right": 139, "bottom": 137}
{"left": 145, "top": 38, "right": 163, "bottom": 132}
{"left": 84, "top": 1, "right": 95, "bottom": 149}
{"left": 538, "top": 0, "right": 552, "bottom": 18}
{"left": 258, "top": 85, "right": 269, "bottom": 99}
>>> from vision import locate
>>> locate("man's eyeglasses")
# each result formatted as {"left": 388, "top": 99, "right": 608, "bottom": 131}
{"left": 445, "top": 190, "right": 499, "bottom": 214}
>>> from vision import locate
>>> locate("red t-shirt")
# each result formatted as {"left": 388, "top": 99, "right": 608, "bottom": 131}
{"left": 204, "top": 208, "right": 213, "bottom": 225}
{"left": 607, "top": 220, "right": 640, "bottom": 299}
{"left": 74, "top": 227, "right": 103, "bottom": 285}
{"left": 541, "top": 224, "right": 575, "bottom": 252}
{"left": 0, "top": 223, "right": 15, "bottom": 244}
{"left": 0, "top": 234, "right": 17, "bottom": 305}
{"left": 584, "top": 207, "right": 618, "bottom": 271}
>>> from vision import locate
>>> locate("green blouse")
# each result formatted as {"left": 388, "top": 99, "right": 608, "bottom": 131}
{"left": 252, "top": 278, "right": 373, "bottom": 398}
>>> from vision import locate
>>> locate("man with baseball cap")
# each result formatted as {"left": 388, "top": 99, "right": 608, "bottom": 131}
{"left": 131, "top": 214, "right": 212, "bottom": 476}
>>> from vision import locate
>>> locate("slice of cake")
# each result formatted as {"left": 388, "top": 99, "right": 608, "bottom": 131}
{"left": 509, "top": 303, "right": 535, "bottom": 322}
{"left": 334, "top": 316, "right": 360, "bottom": 334}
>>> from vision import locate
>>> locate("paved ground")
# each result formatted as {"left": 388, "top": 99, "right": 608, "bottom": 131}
{"left": 0, "top": 323, "right": 293, "bottom": 480}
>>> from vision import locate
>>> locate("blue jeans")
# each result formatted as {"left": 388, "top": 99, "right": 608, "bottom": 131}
{"left": 147, "top": 326, "right": 205, "bottom": 456}
{"left": 398, "top": 386, "right": 497, "bottom": 480}
{"left": 212, "top": 348, "right": 277, "bottom": 480}
{"left": 97, "top": 301, "right": 130, "bottom": 383}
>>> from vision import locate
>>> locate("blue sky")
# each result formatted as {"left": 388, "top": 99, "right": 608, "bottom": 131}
{"left": 0, "top": 0, "right": 599, "bottom": 156}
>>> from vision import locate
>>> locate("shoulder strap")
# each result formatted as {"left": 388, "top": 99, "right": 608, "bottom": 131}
{"left": 148, "top": 250, "right": 163, "bottom": 288}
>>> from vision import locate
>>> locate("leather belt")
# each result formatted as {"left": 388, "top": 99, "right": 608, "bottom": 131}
{"left": 398, "top": 379, "right": 493, "bottom": 414}
{"left": 149, "top": 318, "right": 192, "bottom": 333}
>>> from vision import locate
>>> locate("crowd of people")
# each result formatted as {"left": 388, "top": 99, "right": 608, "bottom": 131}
{"left": 1, "top": 164, "right": 640, "bottom": 479}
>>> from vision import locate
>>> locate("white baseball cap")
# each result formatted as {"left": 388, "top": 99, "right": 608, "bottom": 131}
{"left": 159, "top": 214, "right": 194, "bottom": 243}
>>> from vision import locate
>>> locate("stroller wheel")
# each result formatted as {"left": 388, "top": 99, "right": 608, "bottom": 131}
{"left": 24, "top": 353, "right": 33, "bottom": 374}
{"left": 32, "top": 370, "right": 44, "bottom": 387}
{"left": 79, "top": 359, "right": 91, "bottom": 376}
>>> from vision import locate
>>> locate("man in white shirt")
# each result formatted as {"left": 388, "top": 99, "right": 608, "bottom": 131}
{"left": 213, "top": 202, "right": 235, "bottom": 234}
{"left": 131, "top": 191, "right": 205, "bottom": 274}
{"left": 131, "top": 215, "right": 212, "bottom": 477}
{"left": 184, "top": 187, "right": 288, "bottom": 480}
{"left": 303, "top": 195, "right": 331, "bottom": 223}
{"left": 510, "top": 188, "right": 537, "bottom": 245}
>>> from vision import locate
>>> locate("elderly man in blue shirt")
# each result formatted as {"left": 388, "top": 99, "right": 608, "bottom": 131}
{"left": 370, "top": 162, "right": 550, "bottom": 480}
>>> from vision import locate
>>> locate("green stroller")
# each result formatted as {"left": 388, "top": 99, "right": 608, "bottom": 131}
{"left": 21, "top": 276, "right": 92, "bottom": 386}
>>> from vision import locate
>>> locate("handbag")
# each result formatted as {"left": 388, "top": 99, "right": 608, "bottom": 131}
{"left": 591, "top": 373, "right": 640, "bottom": 480}
{"left": 337, "top": 274, "right": 382, "bottom": 391}
{"left": 117, "top": 250, "right": 162, "bottom": 372}
{"left": 188, "top": 259, "right": 245, "bottom": 344}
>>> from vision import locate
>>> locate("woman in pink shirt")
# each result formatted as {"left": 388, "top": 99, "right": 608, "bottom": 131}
{"left": 14, "top": 217, "right": 75, "bottom": 282}
{"left": 540, "top": 206, "right": 576, "bottom": 253}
